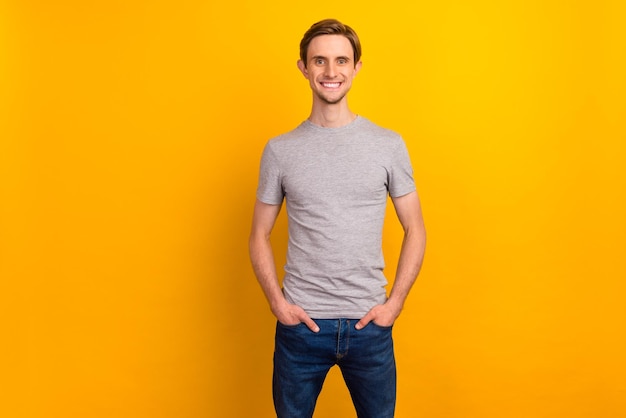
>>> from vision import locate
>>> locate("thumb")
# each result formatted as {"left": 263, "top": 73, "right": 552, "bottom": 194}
{"left": 355, "top": 311, "right": 374, "bottom": 330}
{"left": 301, "top": 315, "right": 320, "bottom": 333}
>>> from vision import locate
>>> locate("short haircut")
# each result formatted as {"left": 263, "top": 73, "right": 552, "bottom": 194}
{"left": 299, "top": 19, "right": 362, "bottom": 67}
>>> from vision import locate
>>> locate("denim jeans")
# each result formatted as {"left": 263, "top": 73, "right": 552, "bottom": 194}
{"left": 273, "top": 318, "right": 396, "bottom": 418}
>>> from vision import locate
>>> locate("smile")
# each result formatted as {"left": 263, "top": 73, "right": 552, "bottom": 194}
{"left": 321, "top": 82, "right": 341, "bottom": 88}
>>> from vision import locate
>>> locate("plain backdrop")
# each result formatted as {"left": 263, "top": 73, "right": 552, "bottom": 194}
{"left": 2, "top": 1, "right": 625, "bottom": 417}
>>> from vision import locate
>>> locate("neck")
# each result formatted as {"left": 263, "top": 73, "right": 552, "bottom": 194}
{"left": 307, "top": 99, "right": 357, "bottom": 128}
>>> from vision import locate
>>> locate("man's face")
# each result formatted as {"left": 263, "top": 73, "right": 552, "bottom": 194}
{"left": 298, "top": 35, "right": 362, "bottom": 105}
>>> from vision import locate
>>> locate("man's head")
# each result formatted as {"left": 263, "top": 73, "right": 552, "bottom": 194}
{"left": 299, "top": 19, "right": 362, "bottom": 68}
{"left": 297, "top": 19, "right": 363, "bottom": 107}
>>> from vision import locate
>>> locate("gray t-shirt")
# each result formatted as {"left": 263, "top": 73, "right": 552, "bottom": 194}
{"left": 256, "top": 116, "right": 415, "bottom": 318}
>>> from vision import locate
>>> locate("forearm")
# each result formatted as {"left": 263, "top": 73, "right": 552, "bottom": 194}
{"left": 249, "top": 233, "right": 287, "bottom": 313}
{"left": 355, "top": 223, "right": 426, "bottom": 330}
{"left": 387, "top": 224, "right": 426, "bottom": 312}
{"left": 249, "top": 232, "right": 318, "bottom": 330}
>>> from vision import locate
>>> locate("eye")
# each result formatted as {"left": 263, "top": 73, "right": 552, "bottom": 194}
{"left": 315, "top": 58, "right": 325, "bottom": 65}
{"left": 337, "top": 58, "right": 347, "bottom": 65}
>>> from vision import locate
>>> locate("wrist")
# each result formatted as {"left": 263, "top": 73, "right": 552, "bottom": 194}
{"left": 269, "top": 296, "right": 289, "bottom": 316}
{"left": 385, "top": 296, "right": 404, "bottom": 316}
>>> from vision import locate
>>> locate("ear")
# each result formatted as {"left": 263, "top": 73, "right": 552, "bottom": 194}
{"left": 353, "top": 60, "right": 363, "bottom": 77}
{"left": 297, "top": 59, "right": 309, "bottom": 79}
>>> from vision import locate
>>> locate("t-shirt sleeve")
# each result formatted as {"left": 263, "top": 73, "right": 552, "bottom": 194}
{"left": 387, "top": 138, "right": 416, "bottom": 198}
{"left": 256, "top": 142, "right": 284, "bottom": 205}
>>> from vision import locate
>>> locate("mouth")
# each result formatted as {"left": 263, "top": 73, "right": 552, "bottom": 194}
{"left": 320, "top": 81, "right": 342, "bottom": 89}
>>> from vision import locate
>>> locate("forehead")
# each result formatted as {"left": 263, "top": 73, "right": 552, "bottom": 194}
{"left": 307, "top": 34, "right": 353, "bottom": 60}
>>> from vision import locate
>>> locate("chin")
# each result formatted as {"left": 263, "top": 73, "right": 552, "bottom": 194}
{"left": 317, "top": 92, "right": 347, "bottom": 105}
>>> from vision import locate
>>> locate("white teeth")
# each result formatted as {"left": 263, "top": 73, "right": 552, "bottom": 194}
{"left": 322, "top": 82, "right": 340, "bottom": 88}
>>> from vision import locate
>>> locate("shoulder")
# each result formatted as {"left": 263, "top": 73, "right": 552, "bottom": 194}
{"left": 263, "top": 125, "right": 304, "bottom": 158}
{"left": 357, "top": 117, "right": 404, "bottom": 145}
{"left": 269, "top": 122, "right": 310, "bottom": 144}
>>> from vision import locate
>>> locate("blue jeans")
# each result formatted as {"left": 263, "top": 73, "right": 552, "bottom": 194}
{"left": 273, "top": 318, "right": 396, "bottom": 418}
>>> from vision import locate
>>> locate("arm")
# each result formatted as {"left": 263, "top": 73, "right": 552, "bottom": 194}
{"left": 249, "top": 199, "right": 319, "bottom": 332}
{"left": 355, "top": 191, "right": 426, "bottom": 329}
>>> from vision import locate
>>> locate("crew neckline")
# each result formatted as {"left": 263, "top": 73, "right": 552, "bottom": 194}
{"left": 302, "top": 115, "right": 363, "bottom": 131}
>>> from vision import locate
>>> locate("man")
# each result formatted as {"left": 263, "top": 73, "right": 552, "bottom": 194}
{"left": 249, "top": 19, "right": 426, "bottom": 418}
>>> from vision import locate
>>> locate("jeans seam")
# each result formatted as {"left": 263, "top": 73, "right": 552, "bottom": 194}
{"left": 345, "top": 319, "right": 351, "bottom": 358}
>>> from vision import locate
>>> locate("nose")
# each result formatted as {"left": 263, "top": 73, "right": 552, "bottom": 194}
{"left": 325, "top": 63, "right": 338, "bottom": 78}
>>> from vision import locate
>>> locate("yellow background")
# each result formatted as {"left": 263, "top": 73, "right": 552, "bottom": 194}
{"left": 2, "top": 1, "right": 625, "bottom": 417}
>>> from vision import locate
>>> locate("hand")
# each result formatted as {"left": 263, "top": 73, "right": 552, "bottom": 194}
{"left": 355, "top": 301, "right": 401, "bottom": 330}
{"left": 273, "top": 301, "right": 320, "bottom": 332}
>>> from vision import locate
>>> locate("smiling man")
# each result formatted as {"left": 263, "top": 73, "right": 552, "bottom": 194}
{"left": 249, "top": 19, "right": 426, "bottom": 418}
{"left": 297, "top": 33, "right": 360, "bottom": 107}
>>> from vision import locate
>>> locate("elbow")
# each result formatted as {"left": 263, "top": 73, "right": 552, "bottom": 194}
{"left": 249, "top": 229, "right": 271, "bottom": 254}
